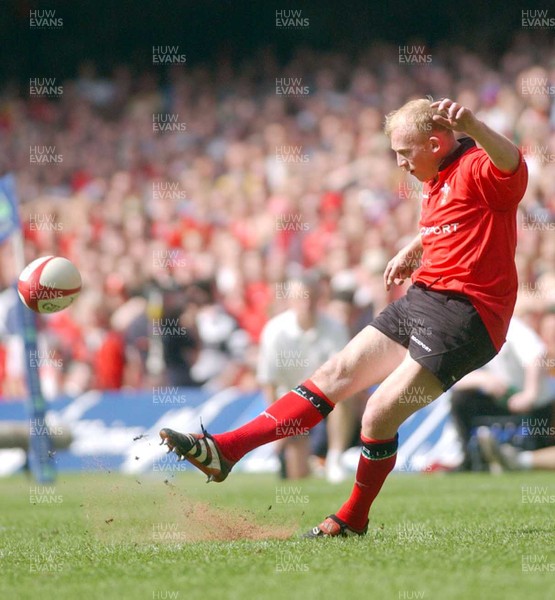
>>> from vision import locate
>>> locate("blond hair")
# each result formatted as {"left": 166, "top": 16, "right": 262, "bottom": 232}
{"left": 384, "top": 98, "right": 448, "bottom": 140}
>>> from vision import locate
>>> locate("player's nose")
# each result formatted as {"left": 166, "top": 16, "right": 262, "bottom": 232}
{"left": 397, "top": 154, "right": 408, "bottom": 169}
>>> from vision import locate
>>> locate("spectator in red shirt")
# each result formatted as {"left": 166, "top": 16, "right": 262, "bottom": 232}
{"left": 92, "top": 304, "right": 125, "bottom": 390}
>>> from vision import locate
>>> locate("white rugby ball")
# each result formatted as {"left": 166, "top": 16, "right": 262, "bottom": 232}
{"left": 18, "top": 256, "right": 82, "bottom": 313}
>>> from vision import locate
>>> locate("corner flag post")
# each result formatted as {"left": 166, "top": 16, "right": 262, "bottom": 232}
{"left": 0, "top": 174, "right": 55, "bottom": 483}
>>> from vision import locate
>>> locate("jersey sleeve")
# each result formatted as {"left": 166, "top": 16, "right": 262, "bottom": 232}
{"left": 471, "top": 150, "right": 528, "bottom": 211}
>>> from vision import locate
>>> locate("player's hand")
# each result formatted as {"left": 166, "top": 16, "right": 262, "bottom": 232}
{"left": 384, "top": 249, "right": 417, "bottom": 291}
{"left": 507, "top": 391, "right": 535, "bottom": 413}
{"left": 480, "top": 377, "right": 508, "bottom": 399}
{"left": 431, "top": 98, "right": 479, "bottom": 135}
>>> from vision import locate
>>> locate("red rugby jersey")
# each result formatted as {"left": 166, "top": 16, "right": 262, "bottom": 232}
{"left": 413, "top": 137, "right": 528, "bottom": 351}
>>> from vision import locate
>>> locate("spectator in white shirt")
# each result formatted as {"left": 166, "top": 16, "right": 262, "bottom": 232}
{"left": 451, "top": 316, "right": 554, "bottom": 470}
{"left": 257, "top": 273, "right": 351, "bottom": 480}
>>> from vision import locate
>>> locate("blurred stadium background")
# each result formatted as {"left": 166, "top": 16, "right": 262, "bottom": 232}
{"left": 0, "top": 0, "right": 554, "bottom": 480}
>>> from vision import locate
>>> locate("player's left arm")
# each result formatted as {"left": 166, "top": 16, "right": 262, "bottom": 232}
{"left": 506, "top": 321, "right": 547, "bottom": 412}
{"left": 507, "top": 360, "right": 542, "bottom": 413}
{"left": 431, "top": 98, "right": 520, "bottom": 174}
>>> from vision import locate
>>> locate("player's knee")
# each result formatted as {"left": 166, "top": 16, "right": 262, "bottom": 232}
{"left": 360, "top": 402, "right": 384, "bottom": 436}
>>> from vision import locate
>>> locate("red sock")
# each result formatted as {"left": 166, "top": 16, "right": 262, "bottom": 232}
{"left": 212, "top": 379, "right": 334, "bottom": 463}
{"left": 336, "top": 433, "right": 398, "bottom": 531}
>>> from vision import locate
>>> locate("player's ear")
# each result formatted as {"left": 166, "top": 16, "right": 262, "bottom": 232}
{"left": 428, "top": 136, "right": 441, "bottom": 153}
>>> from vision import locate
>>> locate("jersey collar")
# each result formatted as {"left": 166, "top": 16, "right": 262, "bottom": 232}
{"left": 438, "top": 136, "right": 475, "bottom": 172}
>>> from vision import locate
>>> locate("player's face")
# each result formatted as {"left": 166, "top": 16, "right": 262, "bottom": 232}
{"left": 288, "top": 282, "right": 318, "bottom": 316}
{"left": 390, "top": 127, "right": 439, "bottom": 182}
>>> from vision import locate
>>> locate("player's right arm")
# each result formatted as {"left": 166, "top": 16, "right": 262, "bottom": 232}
{"left": 431, "top": 98, "right": 520, "bottom": 174}
{"left": 384, "top": 233, "right": 423, "bottom": 291}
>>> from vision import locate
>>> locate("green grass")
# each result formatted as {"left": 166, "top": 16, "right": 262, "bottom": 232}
{"left": 1, "top": 470, "right": 554, "bottom": 600}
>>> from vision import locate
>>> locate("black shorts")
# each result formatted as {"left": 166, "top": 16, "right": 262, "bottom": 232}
{"left": 371, "top": 283, "right": 498, "bottom": 391}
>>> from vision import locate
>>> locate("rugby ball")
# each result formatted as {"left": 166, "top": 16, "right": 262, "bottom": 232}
{"left": 18, "top": 256, "right": 82, "bottom": 313}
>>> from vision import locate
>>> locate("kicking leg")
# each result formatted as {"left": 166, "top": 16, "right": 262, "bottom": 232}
{"left": 160, "top": 326, "right": 405, "bottom": 481}
{"left": 311, "top": 325, "right": 405, "bottom": 402}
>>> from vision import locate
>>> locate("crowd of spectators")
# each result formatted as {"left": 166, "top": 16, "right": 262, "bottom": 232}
{"left": 0, "top": 33, "right": 554, "bottom": 399}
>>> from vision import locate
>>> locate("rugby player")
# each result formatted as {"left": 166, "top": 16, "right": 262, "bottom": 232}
{"left": 160, "top": 97, "right": 528, "bottom": 537}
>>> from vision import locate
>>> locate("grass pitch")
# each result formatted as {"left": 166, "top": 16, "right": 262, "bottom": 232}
{"left": 1, "top": 470, "right": 554, "bottom": 600}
